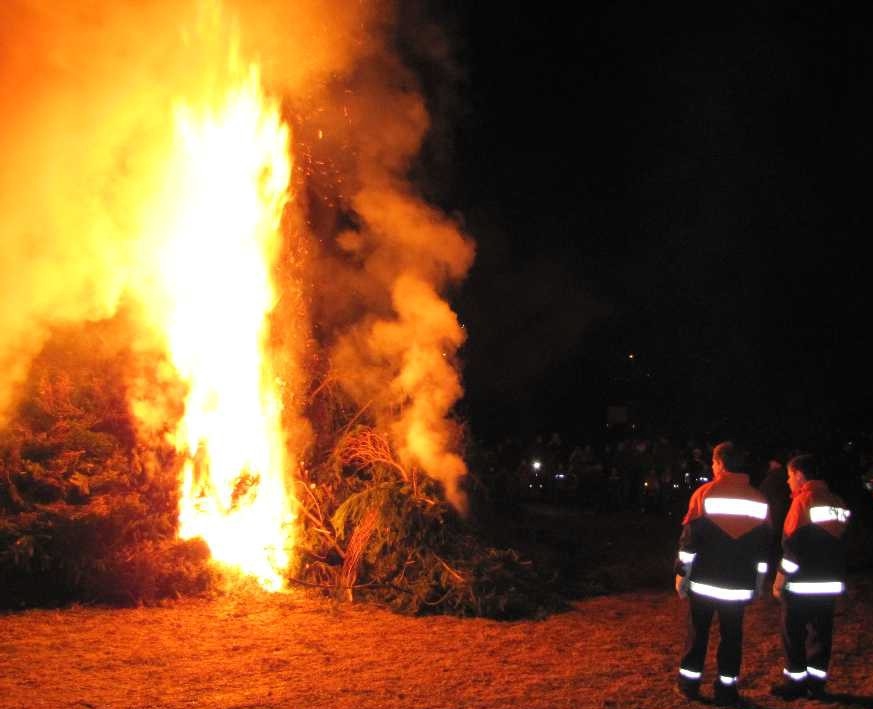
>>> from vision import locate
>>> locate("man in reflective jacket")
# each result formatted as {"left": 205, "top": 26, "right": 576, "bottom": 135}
{"left": 770, "top": 454, "right": 851, "bottom": 701}
{"left": 674, "top": 441, "right": 771, "bottom": 706}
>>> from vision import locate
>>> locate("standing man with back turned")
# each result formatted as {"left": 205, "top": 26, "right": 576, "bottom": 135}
{"left": 674, "top": 441, "right": 771, "bottom": 706}
{"left": 770, "top": 453, "right": 851, "bottom": 701}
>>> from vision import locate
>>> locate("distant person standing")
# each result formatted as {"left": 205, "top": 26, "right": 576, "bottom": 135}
{"left": 687, "top": 446, "right": 710, "bottom": 489}
{"left": 758, "top": 457, "right": 791, "bottom": 574}
{"left": 770, "top": 454, "right": 851, "bottom": 701}
{"left": 674, "top": 442, "right": 771, "bottom": 706}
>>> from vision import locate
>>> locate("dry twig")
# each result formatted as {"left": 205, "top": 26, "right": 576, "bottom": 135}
{"left": 339, "top": 429, "right": 409, "bottom": 483}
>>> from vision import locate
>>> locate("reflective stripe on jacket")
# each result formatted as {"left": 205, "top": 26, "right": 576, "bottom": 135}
{"left": 780, "top": 480, "right": 849, "bottom": 595}
{"left": 676, "top": 471, "right": 771, "bottom": 600}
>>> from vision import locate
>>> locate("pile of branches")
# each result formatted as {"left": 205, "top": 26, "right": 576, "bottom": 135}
{"left": 291, "top": 426, "right": 564, "bottom": 619}
{"left": 0, "top": 325, "right": 214, "bottom": 608}
{"left": 1, "top": 324, "right": 562, "bottom": 618}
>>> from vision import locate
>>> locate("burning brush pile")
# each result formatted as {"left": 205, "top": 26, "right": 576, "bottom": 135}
{"left": 0, "top": 1, "right": 560, "bottom": 618}
{"left": 0, "top": 320, "right": 214, "bottom": 606}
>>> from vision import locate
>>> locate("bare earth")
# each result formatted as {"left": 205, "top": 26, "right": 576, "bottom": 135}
{"left": 1, "top": 575, "right": 871, "bottom": 709}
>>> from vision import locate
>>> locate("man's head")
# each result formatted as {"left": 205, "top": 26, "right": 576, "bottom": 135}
{"left": 712, "top": 441, "right": 745, "bottom": 478}
{"left": 787, "top": 454, "right": 818, "bottom": 494}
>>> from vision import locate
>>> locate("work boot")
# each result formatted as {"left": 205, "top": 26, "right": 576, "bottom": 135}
{"left": 675, "top": 676, "right": 700, "bottom": 700}
{"left": 713, "top": 679, "right": 740, "bottom": 707}
{"left": 806, "top": 677, "right": 828, "bottom": 700}
{"left": 770, "top": 677, "right": 807, "bottom": 700}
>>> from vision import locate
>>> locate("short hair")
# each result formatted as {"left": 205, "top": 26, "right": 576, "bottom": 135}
{"left": 788, "top": 453, "right": 819, "bottom": 480}
{"left": 713, "top": 441, "right": 745, "bottom": 473}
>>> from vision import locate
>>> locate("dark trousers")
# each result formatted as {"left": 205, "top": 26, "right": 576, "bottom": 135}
{"left": 681, "top": 594, "right": 746, "bottom": 679}
{"left": 782, "top": 593, "right": 836, "bottom": 676}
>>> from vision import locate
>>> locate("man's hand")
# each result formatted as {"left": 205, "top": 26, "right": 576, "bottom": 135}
{"left": 754, "top": 572, "right": 766, "bottom": 600}
{"left": 772, "top": 571, "right": 786, "bottom": 599}
{"left": 675, "top": 574, "right": 689, "bottom": 599}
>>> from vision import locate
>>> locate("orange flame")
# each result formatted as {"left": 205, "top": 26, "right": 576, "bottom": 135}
{"left": 147, "top": 64, "right": 295, "bottom": 591}
{"left": 0, "top": 0, "right": 476, "bottom": 593}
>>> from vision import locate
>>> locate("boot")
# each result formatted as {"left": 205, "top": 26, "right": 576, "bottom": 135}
{"left": 806, "top": 677, "right": 828, "bottom": 700}
{"left": 770, "top": 677, "right": 807, "bottom": 700}
{"left": 675, "top": 675, "right": 700, "bottom": 700}
{"left": 713, "top": 679, "right": 740, "bottom": 707}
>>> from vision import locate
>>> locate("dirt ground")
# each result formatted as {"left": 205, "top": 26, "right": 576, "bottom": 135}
{"left": 1, "top": 572, "right": 871, "bottom": 709}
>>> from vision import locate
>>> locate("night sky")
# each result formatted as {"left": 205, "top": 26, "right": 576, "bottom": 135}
{"left": 403, "top": 3, "right": 866, "bottom": 447}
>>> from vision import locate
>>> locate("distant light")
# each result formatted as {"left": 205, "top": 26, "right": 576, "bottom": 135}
{"left": 628, "top": 353, "right": 635, "bottom": 360}
{"left": 532, "top": 460, "right": 542, "bottom": 470}
{"left": 555, "top": 474, "right": 566, "bottom": 480}
{"left": 673, "top": 483, "right": 680, "bottom": 489}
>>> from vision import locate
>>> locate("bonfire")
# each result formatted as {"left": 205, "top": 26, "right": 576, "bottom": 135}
{"left": 0, "top": 0, "right": 558, "bottom": 618}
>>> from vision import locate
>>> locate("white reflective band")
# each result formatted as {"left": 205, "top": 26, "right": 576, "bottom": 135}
{"left": 810, "top": 506, "right": 851, "bottom": 524}
{"left": 783, "top": 669, "right": 808, "bottom": 681}
{"left": 679, "top": 551, "right": 697, "bottom": 563}
{"left": 679, "top": 668, "right": 702, "bottom": 680}
{"left": 704, "top": 497, "right": 768, "bottom": 519}
{"left": 689, "top": 581, "right": 753, "bottom": 601}
{"left": 757, "top": 562, "right": 768, "bottom": 573}
{"left": 719, "top": 675, "right": 738, "bottom": 686}
{"left": 807, "top": 666, "right": 828, "bottom": 679}
{"left": 780, "top": 558, "right": 800, "bottom": 573}
{"left": 786, "top": 581, "right": 844, "bottom": 595}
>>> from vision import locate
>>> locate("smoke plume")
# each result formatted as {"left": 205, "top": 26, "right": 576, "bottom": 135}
{"left": 0, "top": 0, "right": 474, "bottom": 507}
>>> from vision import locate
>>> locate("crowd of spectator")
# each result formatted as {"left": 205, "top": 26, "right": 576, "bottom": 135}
{"left": 471, "top": 429, "right": 873, "bottom": 522}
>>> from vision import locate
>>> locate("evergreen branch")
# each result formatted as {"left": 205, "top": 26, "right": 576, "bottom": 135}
{"left": 338, "top": 428, "right": 409, "bottom": 482}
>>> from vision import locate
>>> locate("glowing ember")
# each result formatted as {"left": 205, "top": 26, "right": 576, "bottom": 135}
{"left": 151, "top": 65, "right": 294, "bottom": 591}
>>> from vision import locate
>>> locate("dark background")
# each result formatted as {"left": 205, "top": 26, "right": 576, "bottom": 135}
{"left": 401, "top": 3, "right": 867, "bottom": 449}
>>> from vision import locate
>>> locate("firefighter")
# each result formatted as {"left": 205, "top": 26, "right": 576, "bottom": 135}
{"left": 674, "top": 441, "right": 771, "bottom": 706}
{"left": 770, "top": 454, "right": 851, "bottom": 701}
